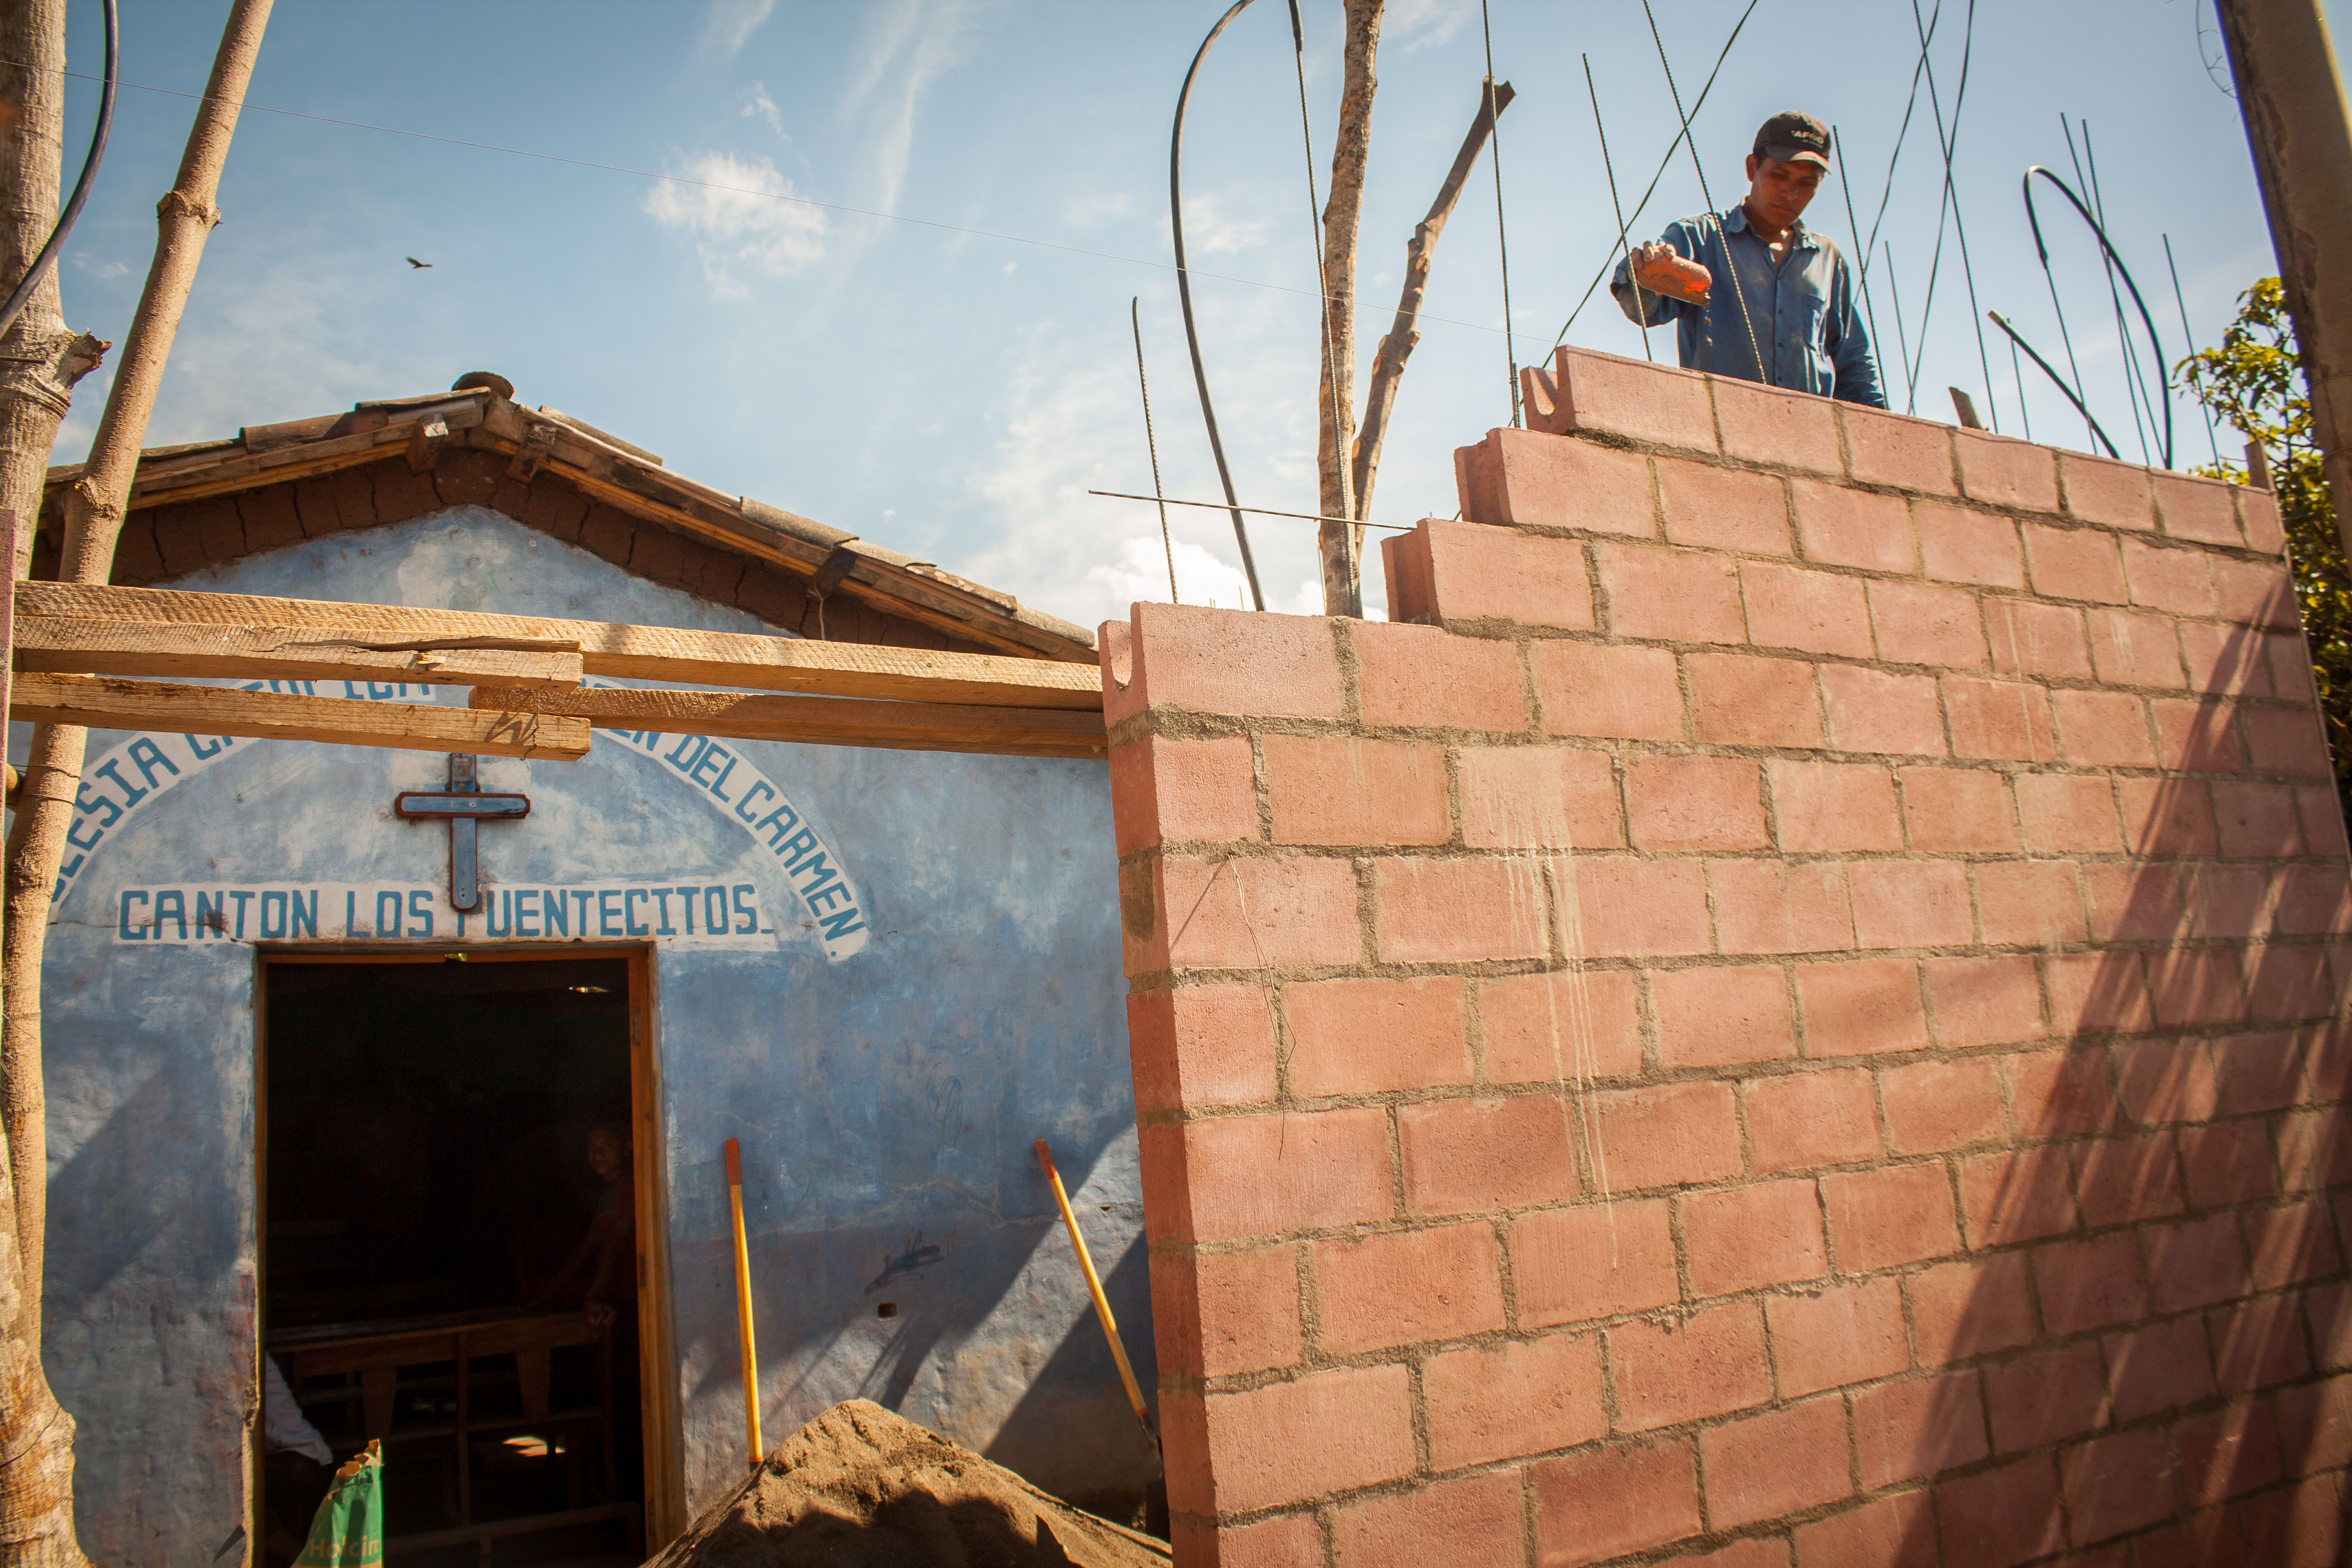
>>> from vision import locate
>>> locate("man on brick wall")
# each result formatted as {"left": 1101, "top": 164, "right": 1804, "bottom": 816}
{"left": 1611, "top": 111, "right": 1887, "bottom": 408}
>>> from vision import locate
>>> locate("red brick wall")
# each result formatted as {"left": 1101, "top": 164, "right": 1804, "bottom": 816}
{"left": 1101, "top": 346, "right": 2352, "bottom": 1567}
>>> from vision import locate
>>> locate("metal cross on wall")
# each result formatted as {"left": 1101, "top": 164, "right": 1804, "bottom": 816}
{"left": 394, "top": 753, "right": 530, "bottom": 912}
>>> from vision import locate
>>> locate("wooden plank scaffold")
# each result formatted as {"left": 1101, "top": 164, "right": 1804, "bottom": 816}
{"left": 7, "top": 582, "right": 1108, "bottom": 761}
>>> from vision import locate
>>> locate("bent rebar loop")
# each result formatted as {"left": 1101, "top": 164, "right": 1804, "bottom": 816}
{"left": 1170, "top": 0, "right": 1269, "bottom": 611}
{"left": 2022, "top": 165, "right": 2173, "bottom": 470}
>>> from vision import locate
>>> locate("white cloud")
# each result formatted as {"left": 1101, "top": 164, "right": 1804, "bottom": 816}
{"left": 1061, "top": 191, "right": 1132, "bottom": 231}
{"left": 840, "top": 0, "right": 976, "bottom": 219}
{"left": 1277, "top": 574, "right": 1329, "bottom": 616}
{"left": 1085, "top": 534, "right": 1255, "bottom": 613}
{"left": 1385, "top": 0, "right": 1477, "bottom": 51}
{"left": 1174, "top": 192, "right": 1268, "bottom": 256}
{"left": 948, "top": 305, "right": 1345, "bottom": 629}
{"left": 740, "top": 81, "right": 785, "bottom": 135}
{"left": 53, "top": 233, "right": 439, "bottom": 465}
{"left": 643, "top": 151, "right": 829, "bottom": 296}
{"left": 703, "top": 0, "right": 776, "bottom": 55}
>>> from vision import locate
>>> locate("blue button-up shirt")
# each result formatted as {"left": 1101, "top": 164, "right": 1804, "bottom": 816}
{"left": 1611, "top": 205, "right": 1886, "bottom": 407}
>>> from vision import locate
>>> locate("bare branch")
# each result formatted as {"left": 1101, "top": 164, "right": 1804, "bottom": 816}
{"left": 1315, "top": 0, "right": 1382, "bottom": 616}
{"left": 1352, "top": 79, "right": 1515, "bottom": 521}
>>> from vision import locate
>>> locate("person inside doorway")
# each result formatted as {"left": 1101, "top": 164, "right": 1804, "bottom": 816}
{"left": 532, "top": 1125, "right": 636, "bottom": 1326}
{"left": 261, "top": 1354, "right": 336, "bottom": 1567}
{"left": 1610, "top": 110, "right": 1886, "bottom": 407}
{"left": 527, "top": 1124, "right": 644, "bottom": 1500}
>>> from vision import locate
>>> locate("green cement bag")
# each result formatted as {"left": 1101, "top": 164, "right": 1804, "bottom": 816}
{"left": 293, "top": 1440, "right": 384, "bottom": 1567}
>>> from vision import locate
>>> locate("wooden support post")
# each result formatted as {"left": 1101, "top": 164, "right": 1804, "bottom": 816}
{"left": 2217, "top": 0, "right": 2352, "bottom": 560}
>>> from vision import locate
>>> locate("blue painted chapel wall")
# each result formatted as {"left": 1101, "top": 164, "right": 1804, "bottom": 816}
{"left": 28, "top": 509, "right": 1150, "bottom": 1555}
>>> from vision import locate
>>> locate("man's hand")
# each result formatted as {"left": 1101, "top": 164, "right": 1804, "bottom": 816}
{"left": 1630, "top": 241, "right": 1712, "bottom": 305}
{"left": 586, "top": 1300, "right": 616, "bottom": 1329}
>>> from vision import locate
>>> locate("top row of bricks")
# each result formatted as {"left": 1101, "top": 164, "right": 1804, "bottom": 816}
{"left": 1520, "top": 346, "right": 2279, "bottom": 556}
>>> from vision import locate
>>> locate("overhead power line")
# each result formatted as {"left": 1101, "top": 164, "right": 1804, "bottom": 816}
{"left": 3, "top": 57, "right": 1545, "bottom": 352}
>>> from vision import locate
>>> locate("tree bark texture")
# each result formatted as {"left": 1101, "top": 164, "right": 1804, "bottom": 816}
{"left": 2215, "top": 0, "right": 2352, "bottom": 562}
{"left": 2, "top": 5, "right": 272, "bottom": 1556}
{"left": 0, "top": 1, "right": 106, "bottom": 581}
{"left": 0, "top": 5, "right": 98, "bottom": 1560}
{"left": 0, "top": 1136, "right": 79, "bottom": 1568}
{"left": 1314, "top": 0, "right": 1380, "bottom": 617}
{"left": 1352, "top": 79, "right": 1511, "bottom": 522}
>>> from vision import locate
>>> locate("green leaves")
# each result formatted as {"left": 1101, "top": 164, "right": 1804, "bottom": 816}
{"left": 2181, "top": 277, "right": 2352, "bottom": 796}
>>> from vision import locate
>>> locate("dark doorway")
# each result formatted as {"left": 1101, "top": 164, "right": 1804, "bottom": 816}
{"left": 259, "top": 954, "right": 646, "bottom": 1568}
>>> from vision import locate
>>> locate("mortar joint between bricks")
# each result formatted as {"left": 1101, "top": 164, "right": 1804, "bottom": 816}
{"left": 1331, "top": 617, "right": 1366, "bottom": 729}
{"left": 1403, "top": 1355, "right": 1434, "bottom": 1478}
{"left": 1101, "top": 711, "right": 1157, "bottom": 751}
{"left": 1120, "top": 709, "right": 1254, "bottom": 745}
{"left": 1490, "top": 1211, "right": 1524, "bottom": 1336}
{"left": 1246, "top": 731, "right": 1275, "bottom": 846}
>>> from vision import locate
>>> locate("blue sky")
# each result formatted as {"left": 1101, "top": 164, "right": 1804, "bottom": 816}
{"left": 46, "top": 1, "right": 2301, "bottom": 627}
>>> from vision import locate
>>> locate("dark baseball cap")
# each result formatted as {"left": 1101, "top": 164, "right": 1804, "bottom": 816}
{"left": 1754, "top": 111, "right": 1831, "bottom": 167}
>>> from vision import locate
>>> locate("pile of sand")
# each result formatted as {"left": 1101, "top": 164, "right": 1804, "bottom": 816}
{"left": 649, "top": 1400, "right": 1173, "bottom": 1567}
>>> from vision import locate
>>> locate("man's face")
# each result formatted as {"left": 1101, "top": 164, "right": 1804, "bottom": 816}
{"left": 588, "top": 1130, "right": 625, "bottom": 1178}
{"left": 1744, "top": 153, "right": 1825, "bottom": 232}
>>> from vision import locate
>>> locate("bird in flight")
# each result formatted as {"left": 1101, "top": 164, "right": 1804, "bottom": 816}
{"left": 405, "top": 257, "right": 433, "bottom": 269}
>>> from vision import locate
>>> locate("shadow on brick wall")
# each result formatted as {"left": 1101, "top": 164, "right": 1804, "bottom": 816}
{"left": 1893, "top": 651, "right": 2350, "bottom": 1562}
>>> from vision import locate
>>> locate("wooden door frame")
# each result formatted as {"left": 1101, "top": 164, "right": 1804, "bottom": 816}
{"left": 249, "top": 943, "right": 687, "bottom": 1546}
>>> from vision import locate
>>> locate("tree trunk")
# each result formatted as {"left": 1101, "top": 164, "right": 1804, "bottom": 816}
{"left": 0, "top": 2, "right": 107, "bottom": 581}
{"left": 1352, "top": 80, "right": 1512, "bottom": 522}
{"left": 1314, "top": 0, "right": 1380, "bottom": 617}
{"left": 2214, "top": 0, "right": 2352, "bottom": 563}
{"left": 0, "top": 3, "right": 104, "bottom": 1557}
{"left": 1, "top": 3, "right": 274, "bottom": 1555}
{"left": 0, "top": 1130, "right": 81, "bottom": 1568}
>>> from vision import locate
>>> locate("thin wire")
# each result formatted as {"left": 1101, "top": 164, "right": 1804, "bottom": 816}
{"left": 2067, "top": 119, "right": 2149, "bottom": 461}
{"left": 2040, "top": 119, "right": 2099, "bottom": 451}
{"left": 2081, "top": 123, "right": 2158, "bottom": 465}
{"left": 1549, "top": 0, "right": 1762, "bottom": 348}
{"left": 1901, "top": 0, "right": 1997, "bottom": 428}
{"left": 1585, "top": 55, "right": 1651, "bottom": 362}
{"left": 2164, "top": 233, "right": 2224, "bottom": 465}
{"left": 1637, "top": 0, "right": 1768, "bottom": 384}
{"left": 2195, "top": 1, "right": 2237, "bottom": 97}
{"left": 2010, "top": 334, "right": 2033, "bottom": 442}
{"left": 1480, "top": 0, "right": 1520, "bottom": 427}
{"left": 2021, "top": 160, "right": 2173, "bottom": 466}
{"left": 0, "top": 0, "right": 116, "bottom": 340}
{"left": 1885, "top": 242, "right": 1919, "bottom": 405}
{"left": 1086, "top": 489, "right": 1413, "bottom": 530}
{"left": 1831, "top": 127, "right": 1883, "bottom": 388}
{"left": 0, "top": 55, "right": 1528, "bottom": 353}
{"left": 1170, "top": 0, "right": 1269, "bottom": 612}
{"left": 1288, "top": 0, "right": 1355, "bottom": 547}
{"left": 1130, "top": 298, "right": 1178, "bottom": 605}
{"left": 1864, "top": 0, "right": 1942, "bottom": 278}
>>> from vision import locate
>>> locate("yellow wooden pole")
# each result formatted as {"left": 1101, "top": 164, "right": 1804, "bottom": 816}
{"left": 725, "top": 1137, "right": 763, "bottom": 1464}
{"left": 1035, "top": 1137, "right": 1153, "bottom": 1439}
